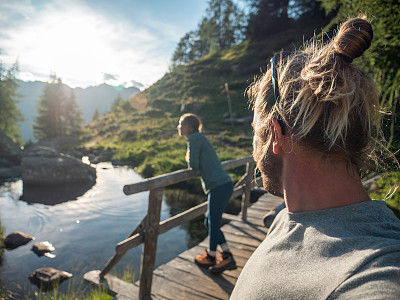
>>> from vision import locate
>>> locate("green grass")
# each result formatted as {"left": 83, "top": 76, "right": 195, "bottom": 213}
{"left": 28, "top": 288, "right": 113, "bottom": 300}
{"left": 369, "top": 171, "right": 400, "bottom": 218}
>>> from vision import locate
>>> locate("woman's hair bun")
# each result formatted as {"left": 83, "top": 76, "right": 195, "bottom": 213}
{"left": 333, "top": 17, "right": 373, "bottom": 60}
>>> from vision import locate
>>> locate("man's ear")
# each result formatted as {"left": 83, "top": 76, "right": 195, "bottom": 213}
{"left": 269, "top": 118, "right": 285, "bottom": 154}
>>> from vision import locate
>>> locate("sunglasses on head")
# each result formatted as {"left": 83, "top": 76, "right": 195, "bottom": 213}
{"left": 270, "top": 51, "right": 292, "bottom": 135}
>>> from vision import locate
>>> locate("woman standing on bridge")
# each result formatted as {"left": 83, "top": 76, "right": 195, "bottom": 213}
{"left": 177, "top": 113, "right": 237, "bottom": 273}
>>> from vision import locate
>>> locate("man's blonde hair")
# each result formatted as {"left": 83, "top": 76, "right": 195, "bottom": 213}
{"left": 250, "top": 16, "right": 382, "bottom": 171}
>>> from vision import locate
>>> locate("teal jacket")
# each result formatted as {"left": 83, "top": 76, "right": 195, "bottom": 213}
{"left": 187, "top": 132, "right": 232, "bottom": 194}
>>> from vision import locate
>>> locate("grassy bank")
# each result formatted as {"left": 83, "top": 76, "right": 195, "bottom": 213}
{"left": 369, "top": 172, "right": 400, "bottom": 217}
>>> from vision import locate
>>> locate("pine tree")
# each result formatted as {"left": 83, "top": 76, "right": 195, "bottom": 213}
{"left": 246, "top": 0, "right": 290, "bottom": 39}
{"left": 111, "top": 93, "right": 124, "bottom": 112}
{"left": 33, "top": 74, "right": 84, "bottom": 140}
{"left": 92, "top": 109, "right": 100, "bottom": 122}
{"left": 64, "top": 90, "right": 84, "bottom": 135}
{"left": 0, "top": 60, "right": 23, "bottom": 144}
{"left": 203, "top": 0, "right": 245, "bottom": 50}
{"left": 171, "top": 0, "right": 245, "bottom": 67}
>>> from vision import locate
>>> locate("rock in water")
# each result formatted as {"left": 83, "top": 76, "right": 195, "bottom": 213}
{"left": 21, "top": 145, "right": 96, "bottom": 185}
{"left": 29, "top": 267, "right": 72, "bottom": 291}
{"left": 4, "top": 231, "right": 34, "bottom": 249}
{"left": 31, "top": 241, "right": 55, "bottom": 257}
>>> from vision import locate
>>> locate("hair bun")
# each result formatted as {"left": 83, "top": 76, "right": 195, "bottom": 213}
{"left": 334, "top": 17, "right": 373, "bottom": 60}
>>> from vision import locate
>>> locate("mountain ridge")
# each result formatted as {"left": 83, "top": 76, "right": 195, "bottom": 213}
{"left": 16, "top": 80, "right": 140, "bottom": 141}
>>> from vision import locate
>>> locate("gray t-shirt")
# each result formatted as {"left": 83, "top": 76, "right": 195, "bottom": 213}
{"left": 231, "top": 200, "right": 400, "bottom": 299}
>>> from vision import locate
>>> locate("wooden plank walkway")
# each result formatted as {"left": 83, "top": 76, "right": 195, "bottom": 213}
{"left": 85, "top": 193, "right": 283, "bottom": 299}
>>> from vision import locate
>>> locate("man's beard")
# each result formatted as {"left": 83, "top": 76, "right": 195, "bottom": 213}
{"left": 257, "top": 145, "right": 284, "bottom": 198}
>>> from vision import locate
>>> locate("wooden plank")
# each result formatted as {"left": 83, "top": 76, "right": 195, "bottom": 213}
{"left": 224, "top": 220, "right": 269, "bottom": 236}
{"left": 222, "top": 224, "right": 267, "bottom": 242}
{"left": 176, "top": 247, "right": 244, "bottom": 273}
{"left": 166, "top": 253, "right": 239, "bottom": 284}
{"left": 199, "top": 236, "right": 257, "bottom": 253}
{"left": 154, "top": 263, "right": 233, "bottom": 299}
{"left": 113, "top": 295, "right": 136, "bottom": 300}
{"left": 226, "top": 229, "right": 263, "bottom": 248}
{"left": 84, "top": 270, "right": 137, "bottom": 297}
{"left": 246, "top": 209, "right": 269, "bottom": 218}
{"left": 253, "top": 194, "right": 283, "bottom": 208}
{"left": 176, "top": 246, "right": 245, "bottom": 284}
{"left": 222, "top": 213, "right": 241, "bottom": 222}
{"left": 177, "top": 241, "right": 252, "bottom": 281}
{"left": 149, "top": 271, "right": 218, "bottom": 300}
{"left": 163, "top": 257, "right": 238, "bottom": 286}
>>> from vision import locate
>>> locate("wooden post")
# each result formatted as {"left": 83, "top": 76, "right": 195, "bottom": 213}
{"left": 139, "top": 188, "right": 163, "bottom": 300}
{"left": 241, "top": 162, "right": 255, "bottom": 221}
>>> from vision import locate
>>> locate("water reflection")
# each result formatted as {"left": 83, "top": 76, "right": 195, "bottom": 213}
{"left": 20, "top": 180, "right": 95, "bottom": 205}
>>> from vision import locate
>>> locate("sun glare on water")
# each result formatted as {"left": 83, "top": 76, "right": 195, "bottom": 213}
{"left": 82, "top": 156, "right": 90, "bottom": 165}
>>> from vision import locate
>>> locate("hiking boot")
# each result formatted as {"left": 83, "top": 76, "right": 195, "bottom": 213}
{"left": 194, "top": 249, "right": 216, "bottom": 269}
{"left": 209, "top": 251, "right": 237, "bottom": 273}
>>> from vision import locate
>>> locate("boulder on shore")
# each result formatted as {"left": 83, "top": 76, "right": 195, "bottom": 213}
{"left": 4, "top": 231, "right": 34, "bottom": 249}
{"left": 21, "top": 145, "right": 96, "bottom": 185}
{"left": 29, "top": 267, "right": 72, "bottom": 291}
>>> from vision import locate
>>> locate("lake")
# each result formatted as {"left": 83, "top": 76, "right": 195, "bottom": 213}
{"left": 0, "top": 162, "right": 201, "bottom": 297}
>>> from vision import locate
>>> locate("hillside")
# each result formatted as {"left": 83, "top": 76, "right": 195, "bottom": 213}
{"left": 81, "top": 17, "right": 330, "bottom": 179}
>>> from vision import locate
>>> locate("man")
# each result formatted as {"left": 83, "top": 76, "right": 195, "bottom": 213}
{"left": 231, "top": 17, "right": 400, "bottom": 299}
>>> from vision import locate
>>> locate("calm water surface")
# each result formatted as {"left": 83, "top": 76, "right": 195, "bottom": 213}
{"left": 0, "top": 162, "right": 192, "bottom": 296}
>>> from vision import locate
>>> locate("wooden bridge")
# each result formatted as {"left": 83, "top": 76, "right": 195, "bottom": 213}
{"left": 84, "top": 156, "right": 283, "bottom": 299}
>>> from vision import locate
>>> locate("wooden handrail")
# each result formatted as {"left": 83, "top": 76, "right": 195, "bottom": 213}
{"left": 123, "top": 157, "right": 253, "bottom": 195}
{"left": 98, "top": 156, "right": 257, "bottom": 300}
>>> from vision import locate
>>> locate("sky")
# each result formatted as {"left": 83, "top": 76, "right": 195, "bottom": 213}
{"left": 0, "top": 0, "right": 209, "bottom": 89}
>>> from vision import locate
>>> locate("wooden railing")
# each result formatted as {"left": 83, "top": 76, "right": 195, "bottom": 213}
{"left": 99, "top": 156, "right": 259, "bottom": 300}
